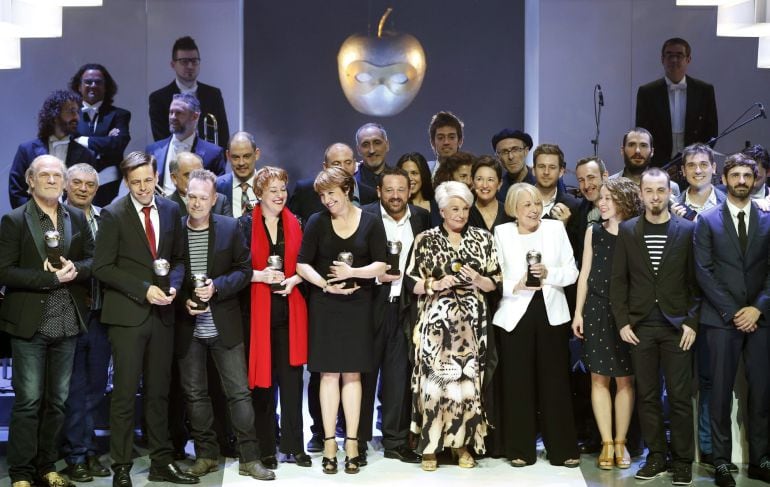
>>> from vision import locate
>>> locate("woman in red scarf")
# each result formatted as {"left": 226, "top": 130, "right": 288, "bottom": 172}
{"left": 242, "top": 166, "right": 310, "bottom": 468}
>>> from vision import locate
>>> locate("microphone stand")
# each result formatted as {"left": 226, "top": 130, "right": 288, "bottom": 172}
{"left": 591, "top": 85, "right": 603, "bottom": 157}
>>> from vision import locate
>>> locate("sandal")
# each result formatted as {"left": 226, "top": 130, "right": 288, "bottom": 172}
{"left": 598, "top": 441, "right": 614, "bottom": 470}
{"left": 421, "top": 453, "right": 437, "bottom": 472}
{"left": 510, "top": 458, "right": 527, "bottom": 468}
{"left": 344, "top": 437, "right": 361, "bottom": 474}
{"left": 614, "top": 439, "right": 631, "bottom": 469}
{"left": 452, "top": 448, "right": 476, "bottom": 468}
{"left": 321, "top": 437, "right": 338, "bottom": 474}
{"left": 563, "top": 458, "right": 581, "bottom": 468}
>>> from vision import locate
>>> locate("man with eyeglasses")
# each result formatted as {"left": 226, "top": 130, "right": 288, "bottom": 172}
{"left": 635, "top": 37, "right": 718, "bottom": 169}
{"left": 149, "top": 36, "right": 230, "bottom": 150}
{"left": 491, "top": 128, "right": 535, "bottom": 203}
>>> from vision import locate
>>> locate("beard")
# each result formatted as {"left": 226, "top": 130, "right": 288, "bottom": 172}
{"left": 624, "top": 154, "right": 650, "bottom": 175}
{"left": 727, "top": 183, "right": 751, "bottom": 200}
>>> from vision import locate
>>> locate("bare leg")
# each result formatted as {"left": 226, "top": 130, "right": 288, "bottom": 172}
{"left": 340, "top": 372, "right": 361, "bottom": 459}
{"left": 320, "top": 372, "right": 341, "bottom": 459}
{"left": 614, "top": 375, "right": 635, "bottom": 441}
{"left": 590, "top": 373, "right": 613, "bottom": 443}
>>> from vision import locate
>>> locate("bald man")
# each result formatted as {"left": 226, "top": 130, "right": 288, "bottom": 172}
{"left": 215, "top": 132, "right": 260, "bottom": 218}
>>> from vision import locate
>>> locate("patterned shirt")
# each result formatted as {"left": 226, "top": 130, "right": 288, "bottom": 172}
{"left": 187, "top": 227, "right": 218, "bottom": 339}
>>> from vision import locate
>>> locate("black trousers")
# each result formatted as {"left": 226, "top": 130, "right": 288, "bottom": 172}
{"left": 107, "top": 310, "right": 173, "bottom": 467}
{"left": 708, "top": 326, "right": 769, "bottom": 467}
{"left": 360, "top": 300, "right": 411, "bottom": 449}
{"left": 630, "top": 324, "right": 694, "bottom": 464}
{"left": 497, "top": 293, "right": 579, "bottom": 465}
{"left": 252, "top": 325, "right": 305, "bottom": 455}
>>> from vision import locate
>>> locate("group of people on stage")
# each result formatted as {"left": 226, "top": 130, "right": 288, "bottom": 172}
{"left": 2, "top": 34, "right": 769, "bottom": 487}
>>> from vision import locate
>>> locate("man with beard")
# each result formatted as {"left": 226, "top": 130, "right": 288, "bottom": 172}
{"left": 611, "top": 127, "right": 680, "bottom": 196}
{"left": 360, "top": 166, "right": 430, "bottom": 464}
{"left": 427, "top": 111, "right": 464, "bottom": 174}
{"left": 9, "top": 90, "right": 97, "bottom": 209}
{"left": 694, "top": 153, "right": 770, "bottom": 487}
{"left": 355, "top": 123, "right": 391, "bottom": 189}
{"left": 215, "top": 132, "right": 260, "bottom": 218}
{"left": 611, "top": 167, "right": 700, "bottom": 485}
{"left": 146, "top": 93, "right": 225, "bottom": 197}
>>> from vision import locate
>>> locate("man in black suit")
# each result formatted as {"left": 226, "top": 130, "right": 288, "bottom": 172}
{"left": 355, "top": 123, "right": 391, "bottom": 189}
{"left": 169, "top": 152, "right": 231, "bottom": 217}
{"left": 611, "top": 167, "right": 700, "bottom": 485}
{"left": 69, "top": 63, "right": 131, "bottom": 207}
{"left": 0, "top": 155, "right": 94, "bottom": 487}
{"left": 694, "top": 153, "right": 770, "bottom": 487}
{"left": 288, "top": 142, "right": 376, "bottom": 224}
{"left": 93, "top": 151, "right": 196, "bottom": 487}
{"left": 146, "top": 93, "right": 226, "bottom": 197}
{"left": 176, "top": 169, "right": 274, "bottom": 480}
{"left": 9, "top": 90, "right": 97, "bottom": 209}
{"left": 359, "top": 166, "right": 429, "bottom": 464}
{"left": 215, "top": 132, "right": 260, "bottom": 218}
{"left": 635, "top": 37, "right": 718, "bottom": 169}
{"left": 149, "top": 36, "right": 229, "bottom": 150}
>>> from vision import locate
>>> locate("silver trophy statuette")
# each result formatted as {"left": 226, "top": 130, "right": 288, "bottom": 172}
{"left": 386, "top": 240, "right": 402, "bottom": 276}
{"left": 335, "top": 251, "right": 354, "bottom": 289}
{"left": 191, "top": 273, "right": 208, "bottom": 308}
{"left": 525, "top": 250, "right": 542, "bottom": 287}
{"left": 267, "top": 255, "right": 285, "bottom": 291}
{"left": 44, "top": 230, "right": 62, "bottom": 269}
{"left": 153, "top": 258, "right": 171, "bottom": 295}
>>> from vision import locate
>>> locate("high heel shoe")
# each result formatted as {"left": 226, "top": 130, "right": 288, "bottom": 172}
{"left": 614, "top": 439, "right": 631, "bottom": 469}
{"left": 452, "top": 448, "right": 476, "bottom": 468}
{"left": 343, "top": 437, "right": 362, "bottom": 474}
{"left": 598, "top": 441, "right": 614, "bottom": 470}
{"left": 421, "top": 453, "right": 437, "bottom": 472}
{"left": 321, "top": 437, "right": 338, "bottom": 474}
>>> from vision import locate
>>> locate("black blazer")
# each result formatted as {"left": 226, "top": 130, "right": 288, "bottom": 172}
{"left": 175, "top": 214, "right": 251, "bottom": 356}
{"left": 0, "top": 201, "right": 93, "bottom": 338}
{"left": 288, "top": 176, "right": 377, "bottom": 223}
{"left": 148, "top": 80, "right": 230, "bottom": 150}
{"left": 168, "top": 190, "right": 233, "bottom": 217}
{"left": 93, "top": 194, "right": 185, "bottom": 327}
{"left": 9, "top": 138, "right": 97, "bottom": 209}
{"left": 610, "top": 214, "right": 700, "bottom": 331}
{"left": 635, "top": 75, "right": 718, "bottom": 167}
{"left": 694, "top": 202, "right": 770, "bottom": 329}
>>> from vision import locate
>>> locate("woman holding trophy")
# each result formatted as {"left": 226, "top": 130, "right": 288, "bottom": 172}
{"left": 296, "top": 167, "right": 387, "bottom": 475}
{"left": 492, "top": 182, "right": 580, "bottom": 468}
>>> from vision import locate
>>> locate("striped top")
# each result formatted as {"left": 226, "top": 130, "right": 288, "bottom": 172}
{"left": 188, "top": 227, "right": 218, "bottom": 339}
{"left": 643, "top": 220, "right": 669, "bottom": 275}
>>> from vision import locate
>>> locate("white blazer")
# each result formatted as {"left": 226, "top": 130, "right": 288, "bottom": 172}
{"left": 492, "top": 219, "right": 578, "bottom": 332}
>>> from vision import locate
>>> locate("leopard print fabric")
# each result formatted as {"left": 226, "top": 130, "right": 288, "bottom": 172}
{"left": 407, "top": 225, "right": 501, "bottom": 454}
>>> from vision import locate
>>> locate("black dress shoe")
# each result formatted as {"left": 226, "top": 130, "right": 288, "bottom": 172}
{"left": 147, "top": 463, "right": 199, "bottom": 484}
{"left": 286, "top": 452, "right": 312, "bottom": 467}
{"left": 306, "top": 434, "right": 323, "bottom": 453}
{"left": 86, "top": 457, "right": 110, "bottom": 478}
{"left": 261, "top": 455, "right": 278, "bottom": 470}
{"left": 64, "top": 463, "right": 93, "bottom": 483}
{"left": 112, "top": 465, "right": 132, "bottom": 487}
{"left": 714, "top": 464, "right": 736, "bottom": 487}
{"left": 384, "top": 445, "right": 421, "bottom": 464}
{"left": 748, "top": 460, "right": 770, "bottom": 482}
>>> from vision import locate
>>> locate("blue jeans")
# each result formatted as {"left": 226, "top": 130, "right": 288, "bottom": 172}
{"left": 62, "top": 312, "right": 111, "bottom": 464}
{"left": 178, "top": 337, "right": 259, "bottom": 462}
{"left": 8, "top": 333, "right": 77, "bottom": 482}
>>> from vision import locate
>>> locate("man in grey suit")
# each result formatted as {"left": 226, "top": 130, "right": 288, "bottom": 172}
{"left": 694, "top": 153, "right": 770, "bottom": 487}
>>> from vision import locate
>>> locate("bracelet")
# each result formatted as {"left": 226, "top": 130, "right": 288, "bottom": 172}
{"left": 321, "top": 281, "right": 328, "bottom": 293}
{"left": 425, "top": 277, "right": 435, "bottom": 296}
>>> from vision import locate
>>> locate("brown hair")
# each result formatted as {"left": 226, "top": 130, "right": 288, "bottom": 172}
{"left": 599, "top": 177, "right": 642, "bottom": 221}
{"left": 533, "top": 143, "right": 566, "bottom": 168}
{"left": 120, "top": 151, "right": 157, "bottom": 179}
{"left": 433, "top": 151, "right": 474, "bottom": 189}
{"left": 313, "top": 166, "right": 354, "bottom": 200}
{"left": 253, "top": 166, "right": 289, "bottom": 198}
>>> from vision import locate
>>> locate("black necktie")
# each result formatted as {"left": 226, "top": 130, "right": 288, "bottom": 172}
{"left": 738, "top": 210, "right": 747, "bottom": 254}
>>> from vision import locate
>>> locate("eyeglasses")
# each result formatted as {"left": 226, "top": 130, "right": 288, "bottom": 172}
{"left": 684, "top": 162, "right": 712, "bottom": 171}
{"left": 497, "top": 147, "right": 526, "bottom": 158}
{"left": 174, "top": 57, "right": 200, "bottom": 66}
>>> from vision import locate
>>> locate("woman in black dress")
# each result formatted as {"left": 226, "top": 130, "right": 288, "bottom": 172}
{"left": 467, "top": 155, "right": 511, "bottom": 232}
{"left": 296, "top": 167, "right": 387, "bottom": 475}
{"left": 396, "top": 152, "right": 432, "bottom": 213}
{"left": 571, "top": 177, "right": 641, "bottom": 469}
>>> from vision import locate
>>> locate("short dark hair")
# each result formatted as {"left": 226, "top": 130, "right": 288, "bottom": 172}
{"left": 433, "top": 151, "right": 474, "bottom": 189}
{"left": 575, "top": 156, "right": 607, "bottom": 174}
{"left": 491, "top": 128, "right": 532, "bottom": 152}
{"left": 68, "top": 63, "right": 118, "bottom": 108}
{"left": 723, "top": 152, "right": 759, "bottom": 179}
{"left": 742, "top": 144, "right": 770, "bottom": 170}
{"left": 120, "top": 151, "right": 157, "bottom": 179}
{"left": 376, "top": 165, "right": 410, "bottom": 189}
{"left": 172, "top": 36, "right": 199, "bottom": 59}
{"left": 37, "top": 90, "right": 81, "bottom": 141}
{"left": 396, "top": 152, "right": 434, "bottom": 202}
{"left": 533, "top": 143, "right": 566, "bottom": 169}
{"left": 429, "top": 111, "right": 464, "bottom": 142}
{"left": 172, "top": 92, "right": 201, "bottom": 113}
{"left": 662, "top": 37, "right": 691, "bottom": 58}
{"left": 681, "top": 143, "right": 714, "bottom": 165}
{"left": 640, "top": 167, "right": 670, "bottom": 188}
{"left": 472, "top": 155, "right": 503, "bottom": 181}
{"left": 622, "top": 127, "right": 654, "bottom": 148}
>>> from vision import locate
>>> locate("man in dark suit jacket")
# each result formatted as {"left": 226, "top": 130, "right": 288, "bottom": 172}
{"left": 694, "top": 154, "right": 770, "bottom": 487}
{"left": 149, "top": 36, "right": 229, "bottom": 150}
{"left": 174, "top": 169, "right": 274, "bottom": 480}
{"left": 359, "top": 166, "right": 430, "bottom": 464}
{"left": 355, "top": 123, "right": 391, "bottom": 189}
{"left": 146, "top": 93, "right": 225, "bottom": 197}
{"left": 215, "top": 132, "right": 260, "bottom": 218}
{"left": 0, "top": 155, "right": 93, "bottom": 487}
{"left": 168, "top": 152, "right": 231, "bottom": 217}
{"left": 69, "top": 63, "right": 132, "bottom": 207}
{"left": 288, "top": 142, "right": 377, "bottom": 224}
{"left": 9, "top": 90, "right": 97, "bottom": 209}
{"left": 611, "top": 167, "right": 700, "bottom": 485}
{"left": 635, "top": 38, "right": 718, "bottom": 168}
{"left": 93, "top": 152, "right": 196, "bottom": 487}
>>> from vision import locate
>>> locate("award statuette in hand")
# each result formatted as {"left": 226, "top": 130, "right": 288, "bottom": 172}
{"left": 386, "top": 240, "right": 402, "bottom": 276}
{"left": 525, "top": 250, "right": 542, "bottom": 287}
{"left": 153, "top": 258, "right": 171, "bottom": 295}
{"left": 191, "top": 273, "right": 208, "bottom": 308}
{"left": 267, "top": 255, "right": 285, "bottom": 291}
{"left": 335, "top": 251, "right": 354, "bottom": 289}
{"left": 44, "top": 230, "right": 62, "bottom": 269}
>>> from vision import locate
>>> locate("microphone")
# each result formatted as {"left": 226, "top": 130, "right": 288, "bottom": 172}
{"left": 759, "top": 102, "right": 767, "bottom": 119}
{"left": 597, "top": 84, "right": 604, "bottom": 107}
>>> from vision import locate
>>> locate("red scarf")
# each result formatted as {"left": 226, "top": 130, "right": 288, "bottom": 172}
{"left": 249, "top": 205, "right": 308, "bottom": 388}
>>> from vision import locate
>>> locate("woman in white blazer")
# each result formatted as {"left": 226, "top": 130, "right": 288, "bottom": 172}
{"left": 492, "top": 182, "right": 580, "bottom": 468}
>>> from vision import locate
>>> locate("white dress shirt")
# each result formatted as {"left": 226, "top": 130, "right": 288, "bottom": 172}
{"left": 666, "top": 76, "right": 687, "bottom": 157}
{"left": 162, "top": 132, "right": 196, "bottom": 196}
{"left": 380, "top": 204, "right": 414, "bottom": 297}
{"left": 130, "top": 194, "right": 159, "bottom": 254}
